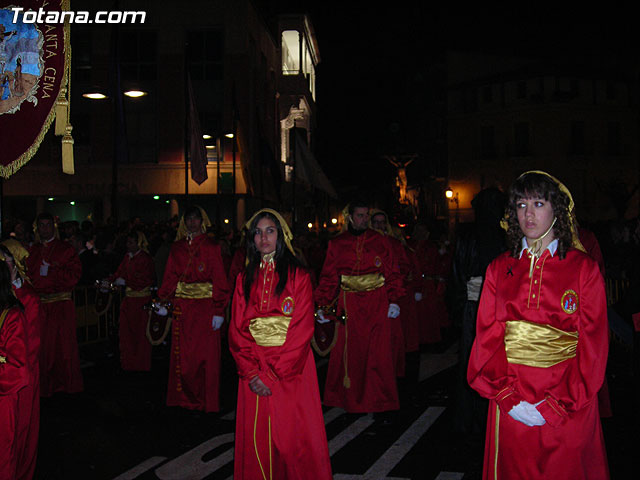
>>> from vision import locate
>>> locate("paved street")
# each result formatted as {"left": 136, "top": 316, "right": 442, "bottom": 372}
{"left": 33, "top": 335, "right": 633, "bottom": 480}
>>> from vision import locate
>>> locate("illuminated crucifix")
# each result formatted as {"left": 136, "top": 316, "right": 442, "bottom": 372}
{"left": 385, "top": 155, "right": 416, "bottom": 204}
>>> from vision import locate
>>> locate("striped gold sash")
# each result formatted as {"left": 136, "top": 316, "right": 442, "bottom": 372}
{"left": 175, "top": 281, "right": 212, "bottom": 299}
{"left": 340, "top": 272, "right": 385, "bottom": 292}
{"left": 40, "top": 292, "right": 72, "bottom": 303}
{"left": 249, "top": 316, "right": 291, "bottom": 347}
{"left": 125, "top": 286, "right": 152, "bottom": 298}
{"left": 505, "top": 320, "right": 578, "bottom": 368}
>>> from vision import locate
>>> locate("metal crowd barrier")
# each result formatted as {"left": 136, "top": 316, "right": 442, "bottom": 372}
{"left": 605, "top": 277, "right": 630, "bottom": 306}
{"left": 74, "top": 285, "right": 122, "bottom": 346}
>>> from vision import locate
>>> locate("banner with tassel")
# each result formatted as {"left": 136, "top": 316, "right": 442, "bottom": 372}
{"left": 0, "top": 0, "right": 73, "bottom": 178}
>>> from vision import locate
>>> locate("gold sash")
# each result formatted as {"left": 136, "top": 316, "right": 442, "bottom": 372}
{"left": 125, "top": 286, "right": 152, "bottom": 298}
{"left": 340, "top": 272, "right": 385, "bottom": 292}
{"left": 249, "top": 315, "right": 291, "bottom": 347}
{"left": 505, "top": 320, "right": 578, "bottom": 368}
{"left": 40, "top": 292, "right": 72, "bottom": 303}
{"left": 175, "top": 281, "right": 212, "bottom": 299}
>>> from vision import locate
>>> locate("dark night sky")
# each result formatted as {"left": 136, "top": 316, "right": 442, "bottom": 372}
{"left": 258, "top": 2, "right": 638, "bottom": 199}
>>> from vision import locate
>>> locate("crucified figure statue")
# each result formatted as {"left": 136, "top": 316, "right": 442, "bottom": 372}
{"left": 386, "top": 155, "right": 416, "bottom": 204}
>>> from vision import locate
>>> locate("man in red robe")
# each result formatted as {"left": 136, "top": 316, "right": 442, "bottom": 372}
{"left": 26, "top": 213, "right": 83, "bottom": 397}
{"left": 2, "top": 240, "right": 43, "bottom": 480}
{"left": 315, "top": 201, "right": 404, "bottom": 413}
{"left": 108, "top": 232, "right": 156, "bottom": 371}
{"left": 157, "top": 206, "right": 230, "bottom": 412}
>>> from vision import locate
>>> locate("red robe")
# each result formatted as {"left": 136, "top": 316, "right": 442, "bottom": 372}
{"left": 410, "top": 239, "right": 442, "bottom": 344}
{"left": 13, "top": 283, "right": 42, "bottom": 480}
{"left": 315, "top": 229, "right": 403, "bottom": 412}
{"left": 0, "top": 307, "right": 29, "bottom": 480}
{"left": 26, "top": 238, "right": 83, "bottom": 396}
{"left": 387, "top": 236, "right": 408, "bottom": 376}
{"left": 158, "top": 234, "right": 230, "bottom": 412}
{"left": 229, "top": 264, "right": 332, "bottom": 480}
{"left": 111, "top": 250, "right": 156, "bottom": 371}
{"left": 468, "top": 248, "right": 609, "bottom": 480}
{"left": 403, "top": 247, "right": 422, "bottom": 353}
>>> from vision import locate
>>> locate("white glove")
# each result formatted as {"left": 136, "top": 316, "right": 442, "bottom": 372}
{"left": 153, "top": 304, "right": 168, "bottom": 316}
{"left": 40, "top": 261, "right": 50, "bottom": 277}
{"left": 212, "top": 315, "right": 224, "bottom": 330}
{"left": 387, "top": 303, "right": 400, "bottom": 318}
{"left": 114, "top": 277, "right": 126, "bottom": 286}
{"left": 414, "top": 292, "right": 423, "bottom": 302}
{"left": 12, "top": 278, "right": 23, "bottom": 289}
{"left": 316, "top": 309, "right": 330, "bottom": 324}
{"left": 508, "top": 401, "right": 546, "bottom": 427}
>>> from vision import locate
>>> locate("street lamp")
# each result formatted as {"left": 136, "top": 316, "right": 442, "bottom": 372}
{"left": 445, "top": 187, "right": 459, "bottom": 226}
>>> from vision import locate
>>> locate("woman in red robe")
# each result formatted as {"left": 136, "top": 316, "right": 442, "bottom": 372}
{"left": 157, "top": 206, "right": 230, "bottom": 412}
{"left": 229, "top": 209, "right": 332, "bottom": 480}
{"left": 0, "top": 261, "right": 29, "bottom": 480}
{"left": 468, "top": 171, "right": 609, "bottom": 479}
{"left": 108, "top": 231, "right": 156, "bottom": 371}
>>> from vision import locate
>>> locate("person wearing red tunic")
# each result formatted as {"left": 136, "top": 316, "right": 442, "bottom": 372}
{"left": 370, "top": 209, "right": 412, "bottom": 377}
{"left": 0, "top": 261, "right": 29, "bottom": 480}
{"left": 315, "top": 201, "right": 404, "bottom": 413}
{"left": 468, "top": 171, "right": 609, "bottom": 480}
{"left": 107, "top": 231, "right": 156, "bottom": 371}
{"left": 26, "top": 213, "right": 83, "bottom": 397}
{"left": 229, "top": 208, "right": 332, "bottom": 480}
{"left": 1, "top": 240, "right": 42, "bottom": 480}
{"left": 157, "top": 206, "right": 230, "bottom": 412}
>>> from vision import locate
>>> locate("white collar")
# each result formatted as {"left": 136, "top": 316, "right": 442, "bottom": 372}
{"left": 519, "top": 237, "right": 558, "bottom": 258}
{"left": 128, "top": 249, "right": 141, "bottom": 258}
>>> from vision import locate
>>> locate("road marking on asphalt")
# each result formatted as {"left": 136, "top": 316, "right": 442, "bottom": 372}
{"left": 364, "top": 406, "right": 445, "bottom": 477}
{"left": 328, "top": 413, "right": 375, "bottom": 456}
{"left": 111, "top": 457, "right": 167, "bottom": 480}
{"left": 435, "top": 472, "right": 464, "bottom": 479}
{"left": 154, "top": 433, "right": 234, "bottom": 480}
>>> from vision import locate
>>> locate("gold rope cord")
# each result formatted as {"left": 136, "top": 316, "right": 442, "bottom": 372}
{"left": 253, "top": 395, "right": 272, "bottom": 480}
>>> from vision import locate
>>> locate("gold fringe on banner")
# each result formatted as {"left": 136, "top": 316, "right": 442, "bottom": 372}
{"left": 55, "top": 85, "right": 69, "bottom": 136}
{"left": 62, "top": 125, "right": 75, "bottom": 174}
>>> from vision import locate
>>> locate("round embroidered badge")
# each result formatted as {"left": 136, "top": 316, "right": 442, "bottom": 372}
{"left": 197, "top": 262, "right": 205, "bottom": 272}
{"left": 561, "top": 289, "right": 579, "bottom": 314}
{"left": 281, "top": 296, "right": 294, "bottom": 316}
{"left": 374, "top": 256, "right": 382, "bottom": 267}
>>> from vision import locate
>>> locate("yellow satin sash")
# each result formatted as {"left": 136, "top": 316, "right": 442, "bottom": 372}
{"left": 340, "top": 272, "right": 385, "bottom": 292}
{"left": 125, "top": 286, "right": 152, "bottom": 298}
{"left": 505, "top": 320, "right": 578, "bottom": 368}
{"left": 249, "top": 316, "right": 291, "bottom": 347}
{"left": 175, "top": 281, "right": 212, "bottom": 299}
{"left": 40, "top": 292, "right": 72, "bottom": 303}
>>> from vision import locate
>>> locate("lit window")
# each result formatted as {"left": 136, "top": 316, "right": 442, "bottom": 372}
{"left": 282, "top": 30, "right": 300, "bottom": 75}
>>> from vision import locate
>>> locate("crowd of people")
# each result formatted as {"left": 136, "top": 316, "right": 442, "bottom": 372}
{"left": 0, "top": 170, "right": 628, "bottom": 478}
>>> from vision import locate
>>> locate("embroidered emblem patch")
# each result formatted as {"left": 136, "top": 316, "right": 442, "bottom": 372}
{"left": 281, "top": 296, "right": 294, "bottom": 316}
{"left": 374, "top": 256, "right": 382, "bottom": 267}
{"left": 561, "top": 289, "right": 578, "bottom": 314}
{"left": 197, "top": 262, "right": 205, "bottom": 272}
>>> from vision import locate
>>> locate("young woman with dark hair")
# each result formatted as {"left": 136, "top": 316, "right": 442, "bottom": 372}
{"left": 229, "top": 208, "right": 332, "bottom": 480}
{"left": 468, "top": 171, "right": 610, "bottom": 479}
{"left": 0, "top": 260, "right": 29, "bottom": 480}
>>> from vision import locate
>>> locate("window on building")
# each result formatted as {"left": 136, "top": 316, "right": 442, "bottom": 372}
{"left": 481, "top": 126, "right": 496, "bottom": 159}
{"left": 282, "top": 30, "right": 300, "bottom": 75}
{"left": 119, "top": 29, "right": 158, "bottom": 163}
{"left": 514, "top": 122, "right": 529, "bottom": 156}
{"left": 483, "top": 86, "right": 492, "bottom": 103}
{"left": 571, "top": 121, "right": 585, "bottom": 154}
{"left": 517, "top": 81, "right": 527, "bottom": 99}
{"left": 606, "top": 81, "right": 617, "bottom": 100}
{"left": 607, "top": 122, "right": 621, "bottom": 155}
{"left": 187, "top": 30, "right": 223, "bottom": 82}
